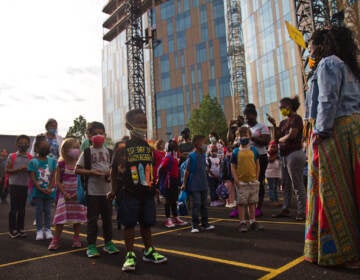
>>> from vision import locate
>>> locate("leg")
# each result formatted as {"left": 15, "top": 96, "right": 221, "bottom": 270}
{"left": 73, "top": 223, "right": 81, "bottom": 237}
{"left": 267, "top": 178, "right": 276, "bottom": 202}
{"left": 164, "top": 199, "right": 171, "bottom": 218}
{"left": 8, "top": 186, "right": 17, "bottom": 233}
{"left": 101, "top": 197, "right": 113, "bottom": 243}
{"left": 86, "top": 196, "right": 100, "bottom": 245}
{"left": 190, "top": 192, "right": 201, "bottom": 228}
{"left": 44, "top": 198, "right": 53, "bottom": 230}
{"left": 281, "top": 157, "right": 292, "bottom": 210}
{"left": 140, "top": 225, "right": 152, "bottom": 250}
{"left": 200, "top": 190, "right": 209, "bottom": 226}
{"left": 124, "top": 227, "right": 135, "bottom": 252}
{"left": 257, "top": 155, "right": 268, "bottom": 209}
{"left": 34, "top": 197, "right": 44, "bottom": 231}
{"left": 248, "top": 204, "right": 256, "bottom": 220}
{"left": 54, "top": 224, "right": 64, "bottom": 239}
{"left": 208, "top": 177, "right": 218, "bottom": 202}
{"left": 17, "top": 186, "right": 28, "bottom": 232}
{"left": 238, "top": 205, "right": 246, "bottom": 221}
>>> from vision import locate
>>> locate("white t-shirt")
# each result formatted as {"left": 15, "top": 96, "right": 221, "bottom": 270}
{"left": 249, "top": 123, "right": 270, "bottom": 155}
{"left": 207, "top": 156, "right": 221, "bottom": 178}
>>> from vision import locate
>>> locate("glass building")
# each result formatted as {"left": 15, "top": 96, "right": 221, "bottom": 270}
{"left": 240, "top": 0, "right": 305, "bottom": 123}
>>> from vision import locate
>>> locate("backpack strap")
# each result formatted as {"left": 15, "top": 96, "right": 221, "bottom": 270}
{"left": 10, "top": 153, "right": 17, "bottom": 167}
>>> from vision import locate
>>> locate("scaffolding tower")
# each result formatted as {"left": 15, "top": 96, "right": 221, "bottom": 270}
{"left": 224, "top": 0, "right": 248, "bottom": 118}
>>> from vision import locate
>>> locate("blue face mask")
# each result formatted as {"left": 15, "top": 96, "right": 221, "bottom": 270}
{"left": 47, "top": 128, "right": 57, "bottom": 135}
{"left": 239, "top": 138, "right": 250, "bottom": 146}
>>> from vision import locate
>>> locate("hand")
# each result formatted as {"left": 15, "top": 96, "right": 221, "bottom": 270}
{"left": 180, "top": 184, "right": 186, "bottom": 191}
{"left": 312, "top": 134, "right": 323, "bottom": 145}
{"left": 20, "top": 165, "right": 28, "bottom": 171}
{"left": 278, "top": 136, "right": 286, "bottom": 143}
{"left": 267, "top": 115, "right": 276, "bottom": 126}
{"left": 64, "top": 192, "right": 71, "bottom": 200}
{"left": 91, "top": 169, "right": 104, "bottom": 176}
{"left": 106, "top": 191, "right": 115, "bottom": 200}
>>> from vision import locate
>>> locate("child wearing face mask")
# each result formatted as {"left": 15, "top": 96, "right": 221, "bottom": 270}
{"left": 48, "top": 138, "right": 87, "bottom": 250}
{"left": 28, "top": 134, "right": 57, "bottom": 241}
{"left": 6, "top": 135, "right": 32, "bottom": 238}
{"left": 76, "top": 122, "right": 119, "bottom": 258}
{"left": 207, "top": 144, "right": 223, "bottom": 207}
{"left": 231, "top": 126, "right": 263, "bottom": 232}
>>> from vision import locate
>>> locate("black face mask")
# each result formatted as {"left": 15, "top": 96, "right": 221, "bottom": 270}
{"left": 18, "top": 145, "right": 29, "bottom": 153}
{"left": 38, "top": 148, "right": 49, "bottom": 157}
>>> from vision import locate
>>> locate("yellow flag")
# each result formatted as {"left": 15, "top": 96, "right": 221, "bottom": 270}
{"left": 285, "top": 21, "right": 306, "bottom": 49}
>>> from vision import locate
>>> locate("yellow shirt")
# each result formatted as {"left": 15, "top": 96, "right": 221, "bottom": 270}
{"left": 233, "top": 148, "right": 257, "bottom": 182}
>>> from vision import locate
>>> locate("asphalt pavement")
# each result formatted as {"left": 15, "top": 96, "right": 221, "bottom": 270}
{"left": 0, "top": 198, "right": 359, "bottom": 280}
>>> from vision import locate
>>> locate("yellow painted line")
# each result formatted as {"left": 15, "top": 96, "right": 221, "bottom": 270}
{"left": 221, "top": 218, "right": 304, "bottom": 226}
{"left": 132, "top": 243, "right": 274, "bottom": 273}
{"left": 0, "top": 228, "right": 34, "bottom": 236}
{"left": 258, "top": 256, "right": 304, "bottom": 280}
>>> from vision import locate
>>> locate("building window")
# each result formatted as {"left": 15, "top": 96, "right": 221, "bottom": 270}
{"left": 161, "top": 2, "right": 175, "bottom": 20}
{"left": 160, "top": 55, "right": 170, "bottom": 73}
{"left": 201, "top": 23, "right": 208, "bottom": 42}
{"left": 219, "top": 37, "right": 227, "bottom": 58}
{"left": 168, "top": 35, "right": 174, "bottom": 53}
{"left": 200, "top": 5, "right": 207, "bottom": 24}
{"left": 192, "top": 0, "right": 199, "bottom": 8}
{"left": 214, "top": 18, "right": 226, "bottom": 37}
{"left": 213, "top": 0, "right": 224, "bottom": 19}
{"left": 209, "top": 79, "right": 216, "bottom": 98}
{"left": 196, "top": 42, "right": 207, "bottom": 63}
{"left": 197, "top": 64, "right": 202, "bottom": 83}
{"left": 167, "top": 18, "right": 173, "bottom": 34}
{"left": 161, "top": 73, "right": 171, "bottom": 91}
{"left": 177, "top": 31, "right": 186, "bottom": 50}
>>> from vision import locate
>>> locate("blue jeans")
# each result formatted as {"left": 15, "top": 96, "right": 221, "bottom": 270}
{"left": 34, "top": 197, "right": 53, "bottom": 231}
{"left": 207, "top": 177, "right": 219, "bottom": 202}
{"left": 189, "top": 190, "right": 209, "bottom": 228}
{"left": 267, "top": 178, "right": 280, "bottom": 202}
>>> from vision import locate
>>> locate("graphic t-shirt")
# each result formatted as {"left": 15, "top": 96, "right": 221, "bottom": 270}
{"left": 48, "top": 137, "right": 60, "bottom": 159}
{"left": 249, "top": 123, "right": 270, "bottom": 155}
{"left": 28, "top": 157, "right": 57, "bottom": 198}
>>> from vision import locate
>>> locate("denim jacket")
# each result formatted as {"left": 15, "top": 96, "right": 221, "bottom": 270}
{"left": 305, "top": 55, "right": 360, "bottom": 136}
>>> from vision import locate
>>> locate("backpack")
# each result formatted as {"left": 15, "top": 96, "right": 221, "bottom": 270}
{"left": 179, "top": 151, "right": 198, "bottom": 186}
{"left": 158, "top": 155, "right": 173, "bottom": 195}
{"left": 4, "top": 153, "right": 32, "bottom": 189}
{"left": 216, "top": 182, "right": 229, "bottom": 200}
{"left": 177, "top": 190, "right": 188, "bottom": 216}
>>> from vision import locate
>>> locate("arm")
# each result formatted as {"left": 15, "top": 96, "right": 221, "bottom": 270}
{"left": 55, "top": 166, "right": 71, "bottom": 199}
{"left": 231, "top": 163, "right": 238, "bottom": 186}
{"left": 251, "top": 134, "right": 271, "bottom": 146}
{"left": 29, "top": 171, "right": 45, "bottom": 194}
{"left": 109, "top": 146, "right": 127, "bottom": 199}
{"left": 6, "top": 160, "right": 27, "bottom": 174}
{"left": 181, "top": 169, "right": 189, "bottom": 190}
{"left": 279, "top": 127, "right": 299, "bottom": 143}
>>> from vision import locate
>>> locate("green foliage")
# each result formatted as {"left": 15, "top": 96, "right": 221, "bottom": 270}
{"left": 105, "top": 137, "right": 114, "bottom": 149}
{"left": 66, "top": 115, "right": 87, "bottom": 142}
{"left": 188, "top": 95, "right": 228, "bottom": 141}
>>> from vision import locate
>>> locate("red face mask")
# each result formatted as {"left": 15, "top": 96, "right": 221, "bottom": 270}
{"left": 92, "top": 135, "right": 105, "bottom": 146}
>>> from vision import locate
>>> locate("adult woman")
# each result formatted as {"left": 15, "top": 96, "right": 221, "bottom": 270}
{"left": 243, "top": 104, "right": 270, "bottom": 217}
{"left": 31, "top": 118, "right": 63, "bottom": 160}
{"left": 304, "top": 26, "right": 360, "bottom": 268}
{"left": 268, "top": 97, "right": 306, "bottom": 221}
{"left": 178, "top": 128, "right": 194, "bottom": 165}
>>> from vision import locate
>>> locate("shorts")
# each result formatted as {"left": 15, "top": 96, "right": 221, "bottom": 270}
{"left": 117, "top": 191, "right": 156, "bottom": 228}
{"left": 235, "top": 181, "right": 260, "bottom": 205}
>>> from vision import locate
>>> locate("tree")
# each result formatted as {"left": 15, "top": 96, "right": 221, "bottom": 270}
{"left": 66, "top": 115, "right": 87, "bottom": 142}
{"left": 188, "top": 95, "right": 228, "bottom": 141}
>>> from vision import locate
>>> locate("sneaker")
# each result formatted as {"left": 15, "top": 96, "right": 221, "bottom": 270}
{"left": 172, "top": 217, "right": 188, "bottom": 226}
{"left": 229, "top": 208, "right": 238, "bottom": 218}
{"left": 202, "top": 224, "right": 215, "bottom": 231}
{"left": 48, "top": 238, "right": 60, "bottom": 251}
{"left": 249, "top": 221, "right": 264, "bottom": 231}
{"left": 142, "top": 247, "right": 167, "bottom": 264}
{"left": 35, "top": 230, "right": 44, "bottom": 240}
{"left": 255, "top": 208, "right": 263, "bottom": 217}
{"left": 103, "top": 241, "right": 119, "bottom": 255}
{"left": 72, "top": 236, "right": 82, "bottom": 248}
{"left": 295, "top": 213, "right": 306, "bottom": 221}
{"left": 190, "top": 227, "right": 200, "bottom": 233}
{"left": 44, "top": 229, "right": 53, "bottom": 240}
{"left": 272, "top": 208, "right": 290, "bottom": 218}
{"left": 122, "top": 252, "right": 136, "bottom": 272}
{"left": 164, "top": 218, "right": 175, "bottom": 228}
{"left": 86, "top": 244, "right": 100, "bottom": 258}
{"left": 18, "top": 231, "right": 27, "bottom": 238}
{"left": 238, "top": 222, "right": 248, "bottom": 233}
{"left": 9, "top": 231, "right": 20, "bottom": 239}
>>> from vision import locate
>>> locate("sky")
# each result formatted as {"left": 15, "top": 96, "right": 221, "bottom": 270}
{"left": 0, "top": 0, "right": 107, "bottom": 136}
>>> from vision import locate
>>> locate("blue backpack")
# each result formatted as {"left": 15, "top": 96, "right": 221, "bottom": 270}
{"left": 216, "top": 183, "right": 229, "bottom": 200}
{"left": 179, "top": 152, "right": 198, "bottom": 186}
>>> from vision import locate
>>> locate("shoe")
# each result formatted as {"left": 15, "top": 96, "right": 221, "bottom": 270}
{"left": 18, "top": 231, "right": 27, "bottom": 238}
{"left": 202, "top": 224, "right": 215, "bottom": 231}
{"left": 122, "top": 251, "right": 136, "bottom": 272}
{"left": 172, "top": 217, "right": 188, "bottom": 226}
{"left": 9, "top": 231, "right": 21, "bottom": 239}
{"left": 229, "top": 208, "right": 238, "bottom": 218}
{"left": 48, "top": 238, "right": 60, "bottom": 251}
{"left": 164, "top": 218, "right": 175, "bottom": 228}
{"left": 255, "top": 208, "right": 263, "bottom": 217}
{"left": 33, "top": 219, "right": 37, "bottom": 226}
{"left": 142, "top": 247, "right": 167, "bottom": 264}
{"left": 210, "top": 201, "right": 217, "bottom": 207}
{"left": 238, "top": 222, "right": 248, "bottom": 233}
{"left": 249, "top": 221, "right": 264, "bottom": 231}
{"left": 272, "top": 208, "right": 290, "bottom": 218}
{"left": 103, "top": 241, "right": 119, "bottom": 254}
{"left": 72, "top": 236, "right": 82, "bottom": 248}
{"left": 86, "top": 244, "right": 100, "bottom": 258}
{"left": 295, "top": 213, "right": 306, "bottom": 221}
{"left": 35, "top": 230, "right": 44, "bottom": 240}
{"left": 190, "top": 227, "right": 200, "bottom": 233}
{"left": 44, "top": 229, "right": 53, "bottom": 240}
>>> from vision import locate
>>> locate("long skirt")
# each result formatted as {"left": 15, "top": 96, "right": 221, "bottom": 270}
{"left": 304, "top": 114, "right": 360, "bottom": 266}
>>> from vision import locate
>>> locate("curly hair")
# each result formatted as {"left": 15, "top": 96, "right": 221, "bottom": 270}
{"left": 310, "top": 26, "right": 360, "bottom": 80}
{"left": 280, "top": 96, "right": 301, "bottom": 112}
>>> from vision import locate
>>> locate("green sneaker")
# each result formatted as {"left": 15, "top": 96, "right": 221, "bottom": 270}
{"left": 103, "top": 241, "right": 119, "bottom": 255}
{"left": 142, "top": 247, "right": 167, "bottom": 264}
{"left": 86, "top": 244, "right": 100, "bottom": 258}
{"left": 122, "top": 251, "right": 136, "bottom": 272}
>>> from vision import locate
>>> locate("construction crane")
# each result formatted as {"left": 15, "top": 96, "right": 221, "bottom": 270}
{"left": 102, "top": 0, "right": 168, "bottom": 113}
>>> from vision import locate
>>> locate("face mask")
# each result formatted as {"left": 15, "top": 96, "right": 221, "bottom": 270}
{"left": 127, "top": 122, "right": 147, "bottom": 139}
{"left": 280, "top": 108, "right": 291, "bottom": 117}
{"left": 308, "top": 55, "right": 316, "bottom": 69}
{"left": 47, "top": 128, "right": 57, "bottom": 135}
{"left": 210, "top": 137, "right": 216, "bottom": 143}
{"left": 239, "top": 138, "right": 250, "bottom": 146}
{"left": 18, "top": 144, "right": 29, "bottom": 153}
{"left": 38, "top": 148, "right": 49, "bottom": 157}
{"left": 68, "top": 148, "right": 80, "bottom": 159}
{"left": 92, "top": 135, "right": 105, "bottom": 146}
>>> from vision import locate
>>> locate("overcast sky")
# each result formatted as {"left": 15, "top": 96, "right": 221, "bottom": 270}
{"left": 0, "top": 0, "right": 107, "bottom": 136}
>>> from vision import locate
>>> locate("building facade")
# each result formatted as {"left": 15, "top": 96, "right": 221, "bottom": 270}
{"left": 240, "top": 0, "right": 305, "bottom": 124}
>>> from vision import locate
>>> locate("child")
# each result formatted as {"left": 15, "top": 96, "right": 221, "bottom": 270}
{"left": 265, "top": 141, "right": 281, "bottom": 207}
{"left": 231, "top": 126, "right": 263, "bottom": 232}
{"left": 48, "top": 138, "right": 87, "bottom": 250}
{"left": 207, "top": 144, "right": 223, "bottom": 206}
{"left": 182, "top": 135, "right": 215, "bottom": 233}
{"left": 221, "top": 145, "right": 237, "bottom": 209}
{"left": 76, "top": 122, "right": 119, "bottom": 258}
{"left": 28, "top": 134, "right": 57, "bottom": 240}
{"left": 158, "top": 140, "right": 187, "bottom": 228}
{"left": 109, "top": 109, "right": 167, "bottom": 272}
{"left": 6, "top": 135, "right": 32, "bottom": 238}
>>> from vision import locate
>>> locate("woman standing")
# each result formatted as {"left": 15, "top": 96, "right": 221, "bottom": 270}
{"left": 304, "top": 26, "right": 360, "bottom": 268}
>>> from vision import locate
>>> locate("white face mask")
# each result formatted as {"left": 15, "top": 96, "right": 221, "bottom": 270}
{"left": 210, "top": 137, "right": 216, "bottom": 143}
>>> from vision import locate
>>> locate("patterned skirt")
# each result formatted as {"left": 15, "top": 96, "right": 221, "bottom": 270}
{"left": 304, "top": 114, "right": 360, "bottom": 266}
